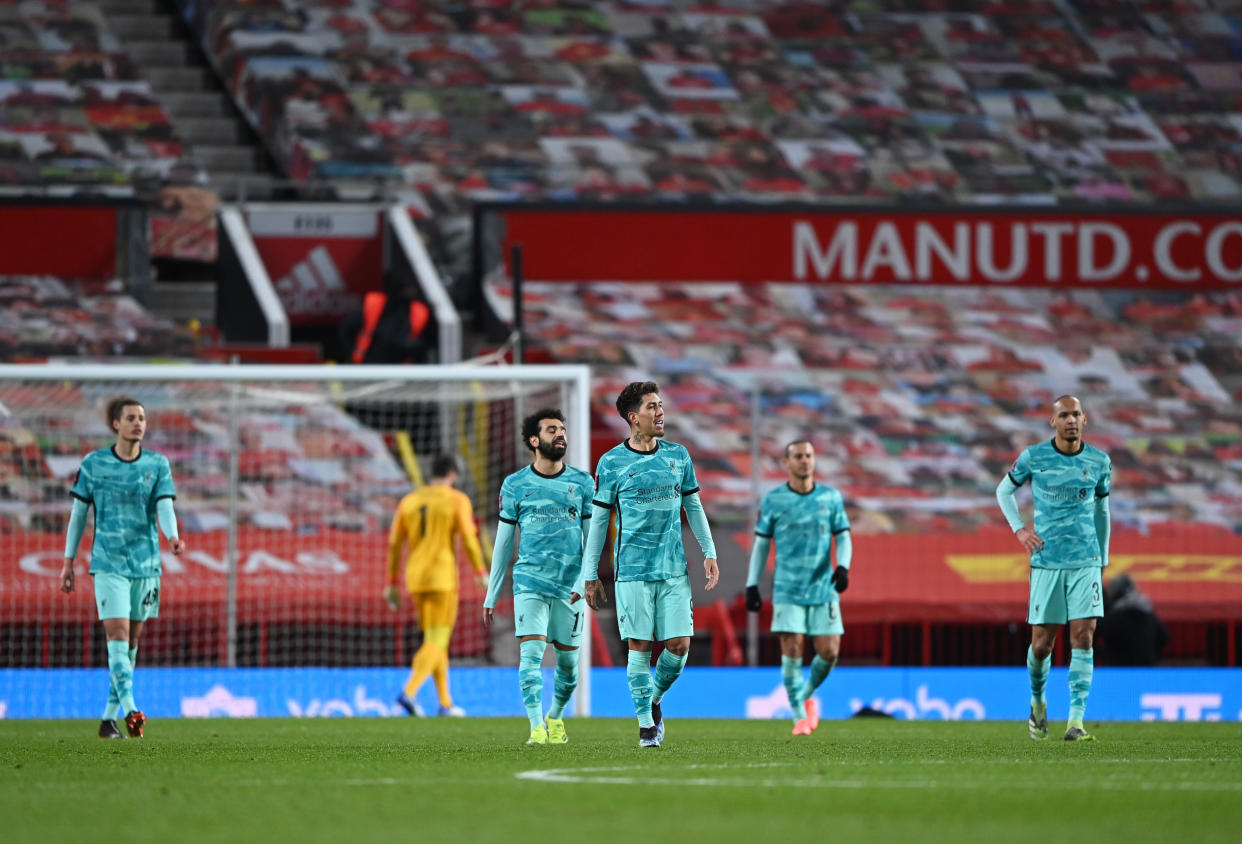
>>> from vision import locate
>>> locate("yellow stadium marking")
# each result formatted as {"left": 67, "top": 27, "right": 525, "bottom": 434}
{"left": 394, "top": 430, "right": 424, "bottom": 488}
{"left": 458, "top": 381, "right": 493, "bottom": 562}
{"left": 946, "top": 554, "right": 1242, "bottom": 583}
{"left": 944, "top": 554, "right": 1030, "bottom": 583}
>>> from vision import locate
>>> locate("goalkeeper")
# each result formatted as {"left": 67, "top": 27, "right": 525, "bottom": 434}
{"left": 483, "top": 409, "right": 593, "bottom": 744}
{"left": 745, "top": 439, "right": 852, "bottom": 736}
{"left": 386, "top": 454, "right": 486, "bottom": 717}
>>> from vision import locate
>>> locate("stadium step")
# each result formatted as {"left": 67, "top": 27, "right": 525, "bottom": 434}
{"left": 98, "top": 0, "right": 165, "bottom": 13}
{"left": 128, "top": 41, "right": 193, "bottom": 67}
{"left": 196, "top": 145, "right": 266, "bottom": 174}
{"left": 105, "top": 0, "right": 282, "bottom": 185}
{"left": 176, "top": 118, "right": 245, "bottom": 147}
{"left": 109, "top": 13, "right": 180, "bottom": 41}
{"left": 149, "top": 280, "right": 218, "bottom": 326}
{"left": 145, "top": 66, "right": 214, "bottom": 92}
{"left": 161, "top": 92, "right": 237, "bottom": 120}
{"left": 210, "top": 173, "right": 282, "bottom": 201}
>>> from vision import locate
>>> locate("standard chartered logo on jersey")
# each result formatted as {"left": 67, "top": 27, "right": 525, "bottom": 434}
{"left": 634, "top": 484, "right": 680, "bottom": 505}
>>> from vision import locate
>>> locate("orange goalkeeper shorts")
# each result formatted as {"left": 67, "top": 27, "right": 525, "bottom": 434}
{"left": 410, "top": 590, "right": 458, "bottom": 630}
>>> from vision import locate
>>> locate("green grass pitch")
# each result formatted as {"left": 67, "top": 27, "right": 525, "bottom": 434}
{"left": 3, "top": 719, "right": 1241, "bottom": 844}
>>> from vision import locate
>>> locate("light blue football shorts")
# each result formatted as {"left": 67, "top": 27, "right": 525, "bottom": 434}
{"left": 93, "top": 572, "right": 161, "bottom": 622}
{"left": 1028, "top": 566, "right": 1103, "bottom": 625}
{"left": 614, "top": 574, "right": 693, "bottom": 642}
{"left": 771, "top": 600, "right": 844, "bottom": 637}
{"left": 513, "top": 592, "right": 584, "bottom": 646}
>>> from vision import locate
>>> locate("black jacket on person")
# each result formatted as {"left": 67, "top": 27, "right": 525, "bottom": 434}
{"left": 1096, "top": 575, "right": 1169, "bottom": 666}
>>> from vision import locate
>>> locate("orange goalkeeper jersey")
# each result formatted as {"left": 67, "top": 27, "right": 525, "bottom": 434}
{"left": 388, "top": 484, "right": 485, "bottom": 593}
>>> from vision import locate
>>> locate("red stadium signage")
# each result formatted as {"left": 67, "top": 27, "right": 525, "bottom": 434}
{"left": 2, "top": 529, "right": 486, "bottom": 625}
{"left": 0, "top": 204, "right": 118, "bottom": 279}
{"left": 8, "top": 528, "right": 1241, "bottom": 626}
{"left": 497, "top": 207, "right": 1242, "bottom": 288}
{"left": 245, "top": 204, "right": 384, "bottom": 325}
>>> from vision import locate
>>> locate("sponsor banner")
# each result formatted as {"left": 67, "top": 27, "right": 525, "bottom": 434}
{"left": 6, "top": 529, "right": 1242, "bottom": 623}
{"left": 244, "top": 205, "right": 384, "bottom": 325}
{"left": 498, "top": 208, "right": 1242, "bottom": 288}
{"left": 808, "top": 529, "right": 1242, "bottom": 623}
{"left": 2, "top": 530, "right": 486, "bottom": 624}
{"left": 3, "top": 666, "right": 1242, "bottom": 721}
{"left": 0, "top": 204, "right": 117, "bottom": 279}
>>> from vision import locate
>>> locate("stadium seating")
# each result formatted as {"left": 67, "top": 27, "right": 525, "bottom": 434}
{"left": 182, "top": 0, "right": 1242, "bottom": 203}
{"left": 0, "top": 1, "right": 209, "bottom": 196}
{"left": 492, "top": 280, "right": 1242, "bottom": 540}
{"left": 0, "top": 276, "right": 195, "bottom": 360}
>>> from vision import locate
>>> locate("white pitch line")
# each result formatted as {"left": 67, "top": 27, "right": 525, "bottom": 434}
{"left": 515, "top": 761, "right": 1242, "bottom": 792}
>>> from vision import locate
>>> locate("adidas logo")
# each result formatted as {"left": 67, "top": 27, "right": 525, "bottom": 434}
{"left": 272, "top": 245, "right": 350, "bottom": 317}
{"left": 518, "top": 615, "right": 524, "bottom": 623}
{"left": 619, "top": 615, "right": 626, "bottom": 624}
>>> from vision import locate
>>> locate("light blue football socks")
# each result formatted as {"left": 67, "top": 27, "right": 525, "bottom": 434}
{"left": 627, "top": 649, "right": 655, "bottom": 728}
{"left": 781, "top": 655, "right": 808, "bottom": 720}
{"left": 652, "top": 649, "right": 687, "bottom": 704}
{"left": 106, "top": 640, "right": 136, "bottom": 715}
{"left": 547, "top": 647, "right": 578, "bottom": 720}
{"left": 102, "top": 645, "right": 137, "bottom": 720}
{"left": 799, "top": 655, "right": 837, "bottom": 702}
{"left": 1068, "top": 648, "right": 1094, "bottom": 724}
{"left": 1027, "top": 645, "right": 1051, "bottom": 709}
{"left": 519, "top": 639, "right": 545, "bottom": 730}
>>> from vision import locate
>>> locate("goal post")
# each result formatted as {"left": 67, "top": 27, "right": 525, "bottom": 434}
{"left": 0, "top": 362, "right": 594, "bottom": 717}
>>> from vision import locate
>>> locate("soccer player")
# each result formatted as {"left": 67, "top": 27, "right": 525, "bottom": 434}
{"left": 60, "top": 397, "right": 185, "bottom": 739}
{"left": 385, "top": 454, "right": 486, "bottom": 717}
{"left": 745, "top": 439, "right": 851, "bottom": 736}
{"left": 582, "top": 381, "right": 718, "bottom": 748}
{"left": 996, "top": 395, "right": 1111, "bottom": 742}
{"left": 483, "top": 409, "right": 593, "bottom": 745}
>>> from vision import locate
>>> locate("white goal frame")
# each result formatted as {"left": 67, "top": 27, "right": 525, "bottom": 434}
{"left": 0, "top": 361, "right": 595, "bottom": 716}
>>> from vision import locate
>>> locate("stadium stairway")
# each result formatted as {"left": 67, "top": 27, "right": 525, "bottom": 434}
{"left": 101, "top": 0, "right": 279, "bottom": 200}
{"left": 148, "top": 279, "right": 217, "bottom": 327}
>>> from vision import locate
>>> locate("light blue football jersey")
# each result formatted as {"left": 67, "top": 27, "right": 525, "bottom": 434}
{"left": 498, "top": 464, "right": 593, "bottom": 599}
{"left": 593, "top": 439, "right": 700, "bottom": 582}
{"left": 755, "top": 483, "right": 851, "bottom": 605}
{"left": 1007, "top": 438, "right": 1111, "bottom": 569}
{"left": 70, "top": 446, "right": 176, "bottom": 578}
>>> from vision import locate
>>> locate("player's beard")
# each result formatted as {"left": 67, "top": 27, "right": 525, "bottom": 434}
{"left": 537, "top": 439, "right": 566, "bottom": 461}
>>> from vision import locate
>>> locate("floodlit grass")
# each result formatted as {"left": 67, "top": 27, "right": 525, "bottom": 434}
{"left": 3, "top": 718, "right": 1241, "bottom": 844}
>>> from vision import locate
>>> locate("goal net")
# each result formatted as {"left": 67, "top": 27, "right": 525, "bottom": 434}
{"left": 0, "top": 362, "right": 592, "bottom": 715}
